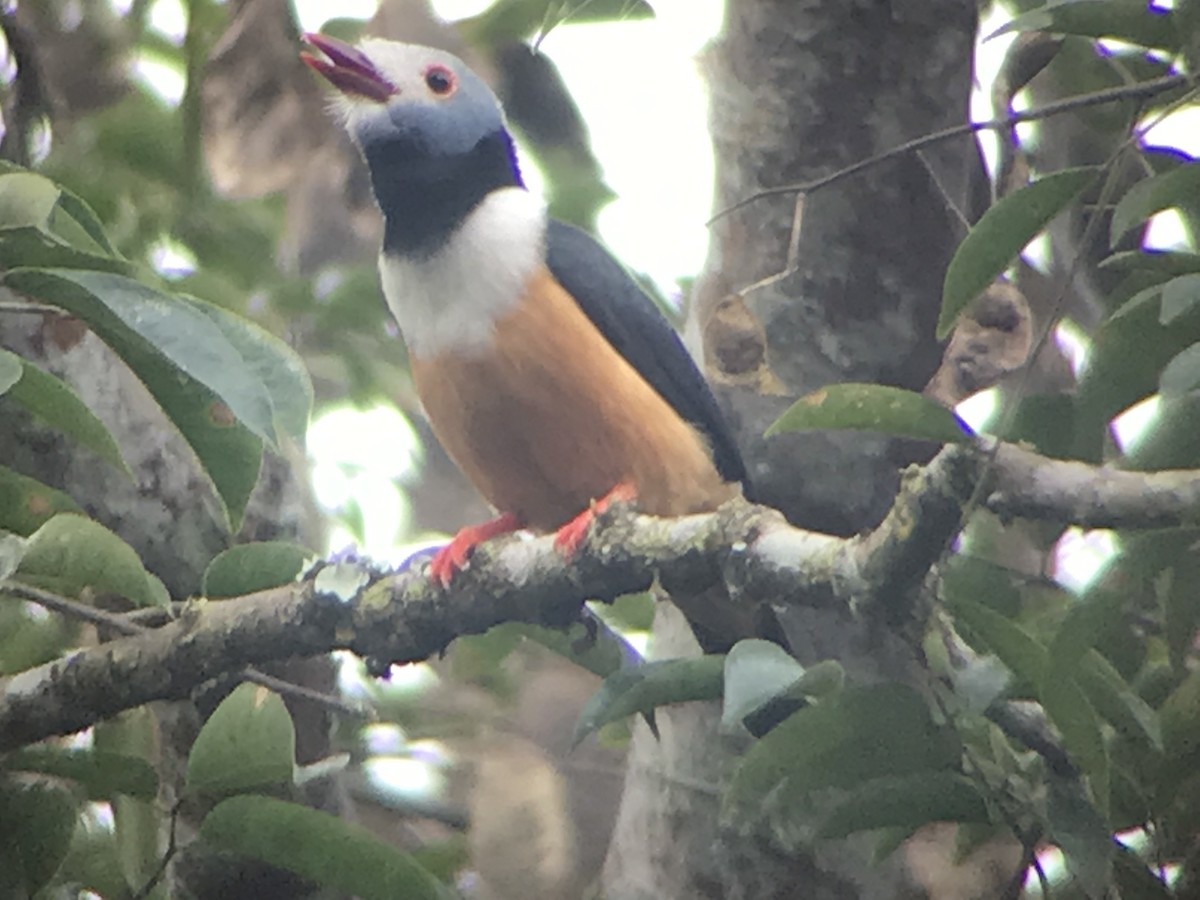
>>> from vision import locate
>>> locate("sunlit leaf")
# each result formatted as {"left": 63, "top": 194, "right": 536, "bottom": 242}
{"left": 0, "top": 171, "right": 60, "bottom": 230}
{"left": 0, "top": 350, "right": 20, "bottom": 395}
{"left": 200, "top": 795, "right": 454, "bottom": 900}
{"left": 0, "top": 349, "right": 131, "bottom": 474}
{"left": 941, "top": 168, "right": 1096, "bottom": 338}
{"left": 186, "top": 683, "right": 296, "bottom": 796}
{"left": 201, "top": 541, "right": 310, "bottom": 599}
{"left": 573, "top": 656, "right": 724, "bottom": 746}
{"left": 766, "top": 383, "right": 972, "bottom": 443}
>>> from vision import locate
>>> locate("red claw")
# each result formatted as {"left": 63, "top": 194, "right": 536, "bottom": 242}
{"left": 553, "top": 482, "right": 638, "bottom": 557}
{"left": 429, "top": 512, "right": 522, "bottom": 587}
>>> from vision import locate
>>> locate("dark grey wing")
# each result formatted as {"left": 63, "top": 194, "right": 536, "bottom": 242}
{"left": 544, "top": 218, "right": 747, "bottom": 486}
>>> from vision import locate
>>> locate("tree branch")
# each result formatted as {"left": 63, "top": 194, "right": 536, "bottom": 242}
{"left": 5, "top": 439, "right": 1200, "bottom": 751}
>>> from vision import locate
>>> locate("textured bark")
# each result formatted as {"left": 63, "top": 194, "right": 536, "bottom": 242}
{"left": 606, "top": 0, "right": 982, "bottom": 896}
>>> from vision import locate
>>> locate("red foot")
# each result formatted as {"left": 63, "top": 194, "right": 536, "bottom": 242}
{"left": 553, "top": 482, "right": 638, "bottom": 557}
{"left": 429, "top": 512, "right": 522, "bottom": 587}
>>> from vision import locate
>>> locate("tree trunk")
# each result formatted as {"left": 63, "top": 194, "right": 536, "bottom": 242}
{"left": 604, "top": 1, "right": 981, "bottom": 896}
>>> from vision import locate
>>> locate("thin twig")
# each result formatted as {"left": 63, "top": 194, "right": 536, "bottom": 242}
{"left": 709, "top": 73, "right": 1189, "bottom": 223}
{"left": 735, "top": 193, "right": 805, "bottom": 297}
{"left": 132, "top": 800, "right": 180, "bottom": 900}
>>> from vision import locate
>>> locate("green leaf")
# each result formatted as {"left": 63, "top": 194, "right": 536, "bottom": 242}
{"left": 201, "top": 541, "right": 311, "bottom": 599}
{"left": 0, "top": 777, "right": 78, "bottom": 896}
{"left": 1159, "top": 669, "right": 1200, "bottom": 763}
{"left": 1047, "top": 590, "right": 1124, "bottom": 676}
{"left": 990, "top": 2, "right": 1177, "bottom": 51}
{"left": 1164, "top": 560, "right": 1200, "bottom": 671}
{"left": 0, "top": 171, "right": 60, "bottom": 229}
{"left": 16, "top": 513, "right": 167, "bottom": 607}
{"left": 5, "top": 746, "right": 158, "bottom": 800}
{"left": 4, "top": 269, "right": 263, "bottom": 529}
{"left": 0, "top": 465, "right": 83, "bottom": 536}
{"left": 721, "top": 639, "right": 806, "bottom": 731}
{"left": 766, "top": 383, "right": 972, "bottom": 443}
{"left": 50, "top": 184, "right": 121, "bottom": 256}
{"left": 55, "top": 817, "right": 134, "bottom": 900}
{"left": 186, "top": 683, "right": 296, "bottom": 796}
{"left": 1100, "top": 249, "right": 1200, "bottom": 278}
{"left": 1159, "top": 273, "right": 1200, "bottom": 324}
{"left": 1040, "top": 674, "right": 1110, "bottom": 811}
{"left": 0, "top": 532, "right": 24, "bottom": 582}
{"left": 0, "top": 226, "right": 134, "bottom": 274}
{"left": 818, "top": 772, "right": 989, "bottom": 838}
{"left": 7, "top": 269, "right": 278, "bottom": 444}
{"left": 1046, "top": 773, "right": 1113, "bottom": 898}
{"left": 1159, "top": 342, "right": 1200, "bottom": 398}
{"left": 945, "top": 593, "right": 1047, "bottom": 686}
{"left": 178, "top": 296, "right": 313, "bottom": 445}
{"left": 0, "top": 349, "right": 131, "bottom": 474}
{"left": 200, "top": 795, "right": 454, "bottom": 900}
{"left": 0, "top": 350, "right": 21, "bottom": 394}
{"left": 940, "top": 168, "right": 1097, "bottom": 338}
{"left": 1112, "top": 163, "right": 1200, "bottom": 247}
{"left": 94, "top": 709, "right": 163, "bottom": 893}
{"left": 727, "top": 683, "right": 959, "bottom": 809}
{"left": 1076, "top": 651, "right": 1162, "bottom": 750}
{"left": 573, "top": 656, "right": 725, "bottom": 747}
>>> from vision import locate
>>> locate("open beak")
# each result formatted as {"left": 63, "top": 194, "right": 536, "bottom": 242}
{"left": 301, "top": 33, "right": 397, "bottom": 103}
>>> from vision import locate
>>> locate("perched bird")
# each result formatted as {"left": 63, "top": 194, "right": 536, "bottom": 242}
{"left": 301, "top": 34, "right": 747, "bottom": 586}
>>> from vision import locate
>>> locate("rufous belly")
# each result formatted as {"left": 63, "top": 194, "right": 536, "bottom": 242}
{"left": 409, "top": 266, "right": 735, "bottom": 531}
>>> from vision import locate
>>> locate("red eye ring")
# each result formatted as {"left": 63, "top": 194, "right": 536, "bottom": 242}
{"left": 424, "top": 65, "right": 456, "bottom": 96}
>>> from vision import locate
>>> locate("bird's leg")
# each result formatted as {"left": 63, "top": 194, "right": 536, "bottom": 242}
{"left": 429, "top": 511, "right": 523, "bottom": 587}
{"left": 553, "top": 481, "right": 638, "bottom": 557}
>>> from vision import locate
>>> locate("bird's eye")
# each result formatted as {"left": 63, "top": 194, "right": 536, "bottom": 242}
{"left": 424, "top": 65, "right": 455, "bottom": 96}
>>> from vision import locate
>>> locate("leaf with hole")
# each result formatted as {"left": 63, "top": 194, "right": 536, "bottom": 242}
{"left": 186, "top": 684, "right": 296, "bottom": 797}
{"left": 766, "top": 383, "right": 972, "bottom": 443}
{"left": 941, "top": 168, "right": 1096, "bottom": 338}
{"left": 0, "top": 349, "right": 130, "bottom": 474}
{"left": 573, "top": 655, "right": 724, "bottom": 747}
{"left": 201, "top": 795, "right": 455, "bottom": 900}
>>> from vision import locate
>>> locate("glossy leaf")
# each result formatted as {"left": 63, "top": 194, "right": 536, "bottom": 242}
{"left": 573, "top": 655, "right": 725, "bottom": 746}
{"left": 0, "top": 349, "right": 130, "bottom": 474}
{"left": 200, "top": 795, "right": 454, "bottom": 900}
{"left": 991, "top": 2, "right": 1177, "bottom": 50}
{"left": 727, "top": 683, "right": 959, "bottom": 809}
{"left": 186, "top": 683, "right": 296, "bottom": 796}
{"left": 1111, "top": 163, "right": 1200, "bottom": 246}
{"left": 818, "top": 772, "right": 988, "bottom": 838}
{"left": 201, "top": 541, "right": 311, "bottom": 599}
{"left": 4, "top": 269, "right": 263, "bottom": 528}
{"left": 0, "top": 465, "right": 83, "bottom": 536}
{"left": 179, "top": 295, "right": 313, "bottom": 444}
{"left": 766, "top": 383, "right": 972, "bottom": 443}
{"left": 940, "top": 168, "right": 1096, "bottom": 338}
{"left": 16, "top": 514, "right": 167, "bottom": 607}
{"left": 0, "top": 777, "right": 78, "bottom": 896}
{"left": 5, "top": 746, "right": 158, "bottom": 800}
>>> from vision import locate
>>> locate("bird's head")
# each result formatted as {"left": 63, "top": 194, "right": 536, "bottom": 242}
{"left": 301, "top": 33, "right": 507, "bottom": 161}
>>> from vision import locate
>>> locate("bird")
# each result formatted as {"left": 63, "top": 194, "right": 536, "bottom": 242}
{"left": 301, "top": 33, "right": 747, "bottom": 587}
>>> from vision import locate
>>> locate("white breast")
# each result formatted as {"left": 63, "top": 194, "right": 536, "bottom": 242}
{"left": 378, "top": 187, "right": 546, "bottom": 357}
